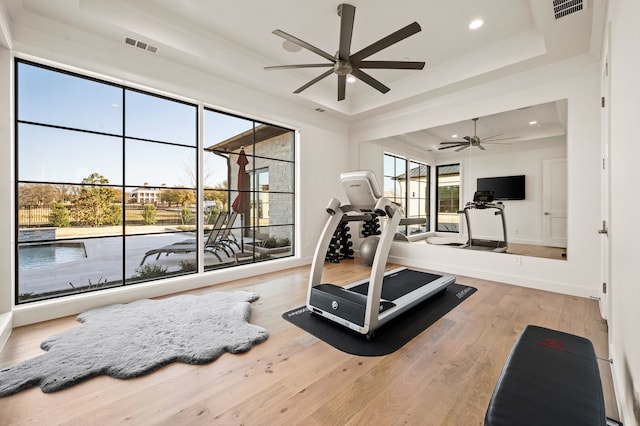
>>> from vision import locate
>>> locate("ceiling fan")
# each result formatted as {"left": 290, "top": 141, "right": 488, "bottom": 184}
{"left": 438, "top": 118, "right": 519, "bottom": 152}
{"left": 264, "top": 3, "right": 425, "bottom": 101}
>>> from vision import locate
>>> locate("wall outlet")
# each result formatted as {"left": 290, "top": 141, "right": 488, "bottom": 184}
{"left": 513, "top": 255, "right": 522, "bottom": 265}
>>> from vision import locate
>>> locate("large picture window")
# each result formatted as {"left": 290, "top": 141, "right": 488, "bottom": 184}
{"left": 383, "top": 153, "right": 430, "bottom": 235}
{"left": 15, "top": 60, "right": 295, "bottom": 304}
{"left": 202, "top": 110, "right": 295, "bottom": 270}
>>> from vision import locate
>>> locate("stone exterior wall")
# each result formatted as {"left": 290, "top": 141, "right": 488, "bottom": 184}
{"left": 19, "top": 227, "right": 56, "bottom": 242}
{"left": 228, "top": 132, "right": 294, "bottom": 243}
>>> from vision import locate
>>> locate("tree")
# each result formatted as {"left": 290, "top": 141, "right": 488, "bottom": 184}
{"left": 49, "top": 202, "right": 70, "bottom": 227}
{"left": 204, "top": 180, "right": 228, "bottom": 210}
{"left": 73, "top": 173, "right": 122, "bottom": 227}
{"left": 160, "top": 187, "right": 195, "bottom": 207}
{"left": 160, "top": 188, "right": 180, "bottom": 206}
{"left": 18, "top": 183, "right": 60, "bottom": 207}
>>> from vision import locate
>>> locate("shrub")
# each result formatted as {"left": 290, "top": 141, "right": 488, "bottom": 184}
{"left": 181, "top": 205, "right": 192, "bottom": 225}
{"left": 142, "top": 204, "right": 157, "bottom": 225}
{"left": 263, "top": 236, "right": 278, "bottom": 248}
{"left": 206, "top": 205, "right": 220, "bottom": 225}
{"left": 179, "top": 260, "right": 196, "bottom": 272}
{"left": 279, "top": 237, "right": 291, "bottom": 247}
{"left": 131, "top": 264, "right": 168, "bottom": 280}
{"left": 107, "top": 204, "right": 123, "bottom": 226}
{"left": 49, "top": 202, "right": 70, "bottom": 227}
{"left": 263, "top": 236, "right": 291, "bottom": 248}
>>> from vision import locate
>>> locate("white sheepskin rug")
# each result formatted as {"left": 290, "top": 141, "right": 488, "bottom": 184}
{"left": 0, "top": 291, "right": 268, "bottom": 396}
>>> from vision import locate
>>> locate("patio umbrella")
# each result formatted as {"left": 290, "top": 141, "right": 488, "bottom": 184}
{"left": 231, "top": 148, "right": 250, "bottom": 214}
{"left": 231, "top": 148, "right": 250, "bottom": 251}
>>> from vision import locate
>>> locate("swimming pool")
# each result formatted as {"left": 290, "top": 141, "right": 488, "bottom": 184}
{"left": 19, "top": 242, "right": 87, "bottom": 270}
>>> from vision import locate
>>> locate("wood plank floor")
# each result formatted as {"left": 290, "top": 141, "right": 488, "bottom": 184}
{"left": 0, "top": 260, "right": 618, "bottom": 425}
{"left": 507, "top": 243, "right": 567, "bottom": 260}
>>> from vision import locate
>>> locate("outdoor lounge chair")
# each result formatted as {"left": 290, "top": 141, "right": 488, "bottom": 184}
{"left": 139, "top": 212, "right": 234, "bottom": 265}
{"left": 216, "top": 211, "right": 242, "bottom": 253}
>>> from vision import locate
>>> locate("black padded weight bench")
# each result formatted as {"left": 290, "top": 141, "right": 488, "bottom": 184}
{"left": 485, "top": 325, "right": 606, "bottom": 426}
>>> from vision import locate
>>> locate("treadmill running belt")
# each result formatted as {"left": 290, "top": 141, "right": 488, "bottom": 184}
{"left": 350, "top": 269, "right": 444, "bottom": 301}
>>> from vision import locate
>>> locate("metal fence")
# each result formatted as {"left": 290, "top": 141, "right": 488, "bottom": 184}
{"left": 18, "top": 205, "right": 190, "bottom": 228}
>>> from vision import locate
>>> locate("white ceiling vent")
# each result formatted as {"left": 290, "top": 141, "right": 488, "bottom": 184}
{"left": 553, "top": 0, "right": 583, "bottom": 20}
{"left": 123, "top": 37, "right": 158, "bottom": 54}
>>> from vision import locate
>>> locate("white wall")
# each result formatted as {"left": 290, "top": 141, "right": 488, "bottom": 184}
{"left": 351, "top": 58, "right": 602, "bottom": 299}
{"left": 2, "top": 27, "right": 350, "bottom": 326}
{"left": 608, "top": 0, "right": 640, "bottom": 423}
{"left": 0, "top": 47, "right": 13, "bottom": 349}
{"left": 456, "top": 137, "right": 566, "bottom": 245}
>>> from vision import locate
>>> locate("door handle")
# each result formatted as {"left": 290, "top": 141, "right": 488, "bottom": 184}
{"left": 597, "top": 220, "right": 608, "bottom": 235}
{"left": 544, "top": 212, "right": 551, "bottom": 215}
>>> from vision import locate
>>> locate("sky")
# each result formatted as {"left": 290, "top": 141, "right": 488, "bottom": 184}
{"left": 17, "top": 62, "right": 255, "bottom": 189}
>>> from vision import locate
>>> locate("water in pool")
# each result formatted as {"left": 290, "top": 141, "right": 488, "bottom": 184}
{"left": 19, "top": 242, "right": 87, "bottom": 270}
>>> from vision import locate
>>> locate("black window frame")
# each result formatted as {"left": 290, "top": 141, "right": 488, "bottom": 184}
{"left": 14, "top": 58, "right": 296, "bottom": 304}
{"left": 383, "top": 152, "right": 431, "bottom": 235}
{"left": 435, "top": 163, "right": 461, "bottom": 233}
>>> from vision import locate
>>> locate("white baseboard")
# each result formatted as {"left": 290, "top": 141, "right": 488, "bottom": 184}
{"left": 0, "top": 312, "right": 13, "bottom": 353}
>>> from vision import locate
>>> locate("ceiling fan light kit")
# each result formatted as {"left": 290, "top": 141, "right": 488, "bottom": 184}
{"left": 264, "top": 3, "right": 426, "bottom": 101}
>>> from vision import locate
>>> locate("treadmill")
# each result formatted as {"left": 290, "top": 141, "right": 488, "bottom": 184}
{"left": 459, "top": 190, "right": 508, "bottom": 253}
{"left": 307, "top": 170, "right": 455, "bottom": 337}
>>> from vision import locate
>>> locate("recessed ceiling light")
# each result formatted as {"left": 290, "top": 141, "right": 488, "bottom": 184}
{"left": 529, "top": 120, "right": 538, "bottom": 125}
{"left": 452, "top": 134, "right": 458, "bottom": 138}
{"left": 468, "top": 19, "right": 484, "bottom": 30}
{"left": 346, "top": 75, "right": 357, "bottom": 83}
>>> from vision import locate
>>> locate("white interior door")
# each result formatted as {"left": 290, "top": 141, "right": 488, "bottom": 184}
{"left": 542, "top": 158, "right": 568, "bottom": 248}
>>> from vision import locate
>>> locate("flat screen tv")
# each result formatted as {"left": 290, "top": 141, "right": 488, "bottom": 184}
{"left": 477, "top": 175, "right": 525, "bottom": 200}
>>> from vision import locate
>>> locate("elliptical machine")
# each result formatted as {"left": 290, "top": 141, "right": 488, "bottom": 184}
{"left": 459, "top": 190, "right": 508, "bottom": 253}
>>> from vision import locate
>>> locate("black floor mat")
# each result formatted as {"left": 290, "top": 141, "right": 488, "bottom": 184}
{"left": 282, "top": 283, "right": 476, "bottom": 356}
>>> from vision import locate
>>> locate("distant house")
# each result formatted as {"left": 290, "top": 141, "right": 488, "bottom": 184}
{"left": 129, "top": 183, "right": 166, "bottom": 204}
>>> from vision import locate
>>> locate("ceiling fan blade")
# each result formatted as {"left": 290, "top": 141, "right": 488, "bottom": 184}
{"left": 463, "top": 136, "right": 472, "bottom": 142}
{"left": 440, "top": 141, "right": 467, "bottom": 145}
{"left": 478, "top": 145, "right": 486, "bottom": 151}
{"left": 482, "top": 136, "right": 521, "bottom": 143}
{"left": 356, "top": 60, "right": 425, "bottom": 70}
{"left": 272, "top": 29, "right": 336, "bottom": 62}
{"left": 264, "top": 64, "right": 334, "bottom": 70}
{"left": 439, "top": 144, "right": 467, "bottom": 150}
{"left": 350, "top": 21, "right": 422, "bottom": 63}
{"left": 351, "top": 68, "right": 390, "bottom": 94}
{"left": 338, "top": 3, "right": 356, "bottom": 61}
{"left": 338, "top": 74, "right": 346, "bottom": 101}
{"left": 293, "top": 69, "right": 334, "bottom": 94}
{"left": 455, "top": 145, "right": 470, "bottom": 152}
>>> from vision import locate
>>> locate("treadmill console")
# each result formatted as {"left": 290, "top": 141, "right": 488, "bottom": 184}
{"left": 341, "top": 170, "right": 382, "bottom": 211}
{"left": 473, "top": 190, "right": 495, "bottom": 203}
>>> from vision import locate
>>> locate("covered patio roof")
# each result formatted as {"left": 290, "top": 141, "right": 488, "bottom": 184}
{"left": 206, "top": 124, "right": 289, "bottom": 152}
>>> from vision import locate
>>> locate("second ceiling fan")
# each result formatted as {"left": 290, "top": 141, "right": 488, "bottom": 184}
{"left": 264, "top": 3, "right": 426, "bottom": 101}
{"left": 439, "top": 118, "right": 519, "bottom": 152}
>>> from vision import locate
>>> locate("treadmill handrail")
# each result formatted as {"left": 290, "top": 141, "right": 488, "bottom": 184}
{"left": 308, "top": 198, "right": 345, "bottom": 301}
{"left": 362, "top": 199, "right": 402, "bottom": 332}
